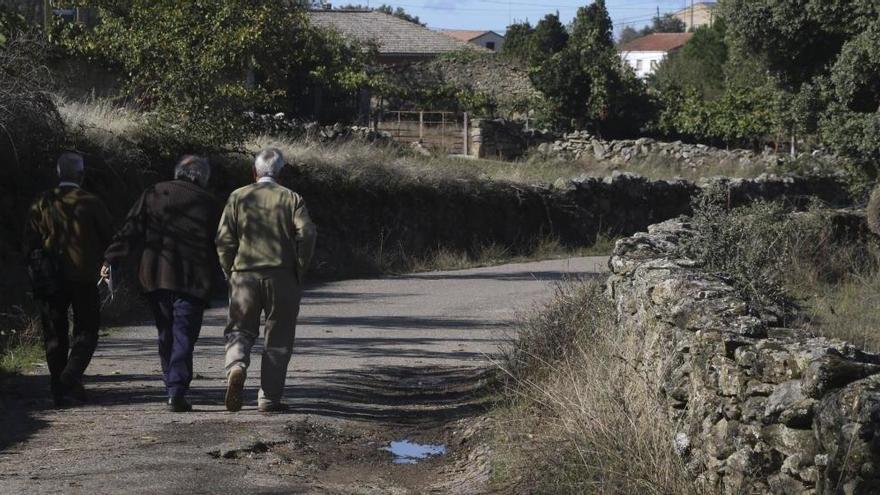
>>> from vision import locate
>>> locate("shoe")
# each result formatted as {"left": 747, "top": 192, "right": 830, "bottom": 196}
{"left": 52, "top": 393, "right": 68, "bottom": 408}
{"left": 225, "top": 366, "right": 246, "bottom": 412}
{"left": 60, "top": 376, "right": 88, "bottom": 403}
{"left": 258, "top": 402, "right": 289, "bottom": 413}
{"left": 167, "top": 396, "right": 192, "bottom": 413}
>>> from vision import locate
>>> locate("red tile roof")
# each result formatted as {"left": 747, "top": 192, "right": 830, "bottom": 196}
{"left": 619, "top": 33, "right": 693, "bottom": 53}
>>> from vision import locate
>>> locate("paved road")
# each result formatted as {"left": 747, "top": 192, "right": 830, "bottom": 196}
{"left": 0, "top": 257, "right": 608, "bottom": 494}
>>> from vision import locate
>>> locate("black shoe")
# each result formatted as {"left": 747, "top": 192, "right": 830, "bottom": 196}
{"left": 167, "top": 396, "right": 192, "bottom": 413}
{"left": 258, "top": 402, "right": 289, "bottom": 413}
{"left": 61, "top": 377, "right": 88, "bottom": 403}
{"left": 52, "top": 393, "right": 69, "bottom": 408}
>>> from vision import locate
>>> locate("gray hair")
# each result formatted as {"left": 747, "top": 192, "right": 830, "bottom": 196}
{"left": 174, "top": 155, "right": 211, "bottom": 187}
{"left": 57, "top": 152, "right": 85, "bottom": 182}
{"left": 254, "top": 148, "right": 285, "bottom": 178}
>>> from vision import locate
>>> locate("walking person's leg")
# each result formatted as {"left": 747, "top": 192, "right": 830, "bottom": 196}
{"left": 165, "top": 292, "right": 205, "bottom": 412}
{"left": 62, "top": 282, "right": 100, "bottom": 401}
{"left": 147, "top": 291, "right": 174, "bottom": 398}
{"left": 257, "top": 271, "right": 301, "bottom": 412}
{"left": 224, "top": 272, "right": 262, "bottom": 411}
{"left": 39, "top": 289, "right": 72, "bottom": 405}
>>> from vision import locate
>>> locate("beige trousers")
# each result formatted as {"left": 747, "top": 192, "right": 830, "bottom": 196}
{"left": 224, "top": 269, "right": 302, "bottom": 404}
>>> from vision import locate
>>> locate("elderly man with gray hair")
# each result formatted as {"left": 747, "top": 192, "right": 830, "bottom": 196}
{"left": 24, "top": 152, "right": 113, "bottom": 406}
{"left": 216, "top": 147, "right": 317, "bottom": 413}
{"left": 103, "top": 155, "right": 221, "bottom": 412}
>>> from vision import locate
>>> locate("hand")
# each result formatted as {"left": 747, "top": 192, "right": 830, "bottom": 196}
{"left": 100, "top": 263, "right": 111, "bottom": 280}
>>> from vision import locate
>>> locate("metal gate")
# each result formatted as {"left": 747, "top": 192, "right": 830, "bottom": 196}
{"left": 376, "top": 111, "right": 469, "bottom": 156}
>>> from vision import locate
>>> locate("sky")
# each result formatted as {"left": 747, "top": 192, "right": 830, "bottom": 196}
{"left": 355, "top": 1, "right": 698, "bottom": 34}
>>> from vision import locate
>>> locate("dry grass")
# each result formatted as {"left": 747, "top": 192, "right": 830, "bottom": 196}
{"left": 0, "top": 305, "right": 43, "bottom": 374}
{"left": 493, "top": 280, "right": 699, "bottom": 494}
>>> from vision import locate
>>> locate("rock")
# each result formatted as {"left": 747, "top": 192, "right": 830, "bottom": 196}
{"left": 765, "top": 381, "right": 817, "bottom": 427}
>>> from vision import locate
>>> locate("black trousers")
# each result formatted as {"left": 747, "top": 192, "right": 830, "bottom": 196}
{"left": 147, "top": 290, "right": 205, "bottom": 398}
{"left": 39, "top": 281, "right": 100, "bottom": 392}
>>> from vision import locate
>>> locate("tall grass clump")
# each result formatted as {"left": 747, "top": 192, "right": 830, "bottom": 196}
{"left": 684, "top": 185, "right": 880, "bottom": 348}
{"left": 494, "top": 280, "right": 700, "bottom": 494}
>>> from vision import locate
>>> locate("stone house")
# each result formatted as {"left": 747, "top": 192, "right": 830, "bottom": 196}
{"left": 671, "top": 1, "right": 717, "bottom": 31}
{"left": 618, "top": 33, "right": 693, "bottom": 79}
{"left": 307, "top": 9, "right": 482, "bottom": 65}
{"left": 441, "top": 30, "right": 505, "bottom": 52}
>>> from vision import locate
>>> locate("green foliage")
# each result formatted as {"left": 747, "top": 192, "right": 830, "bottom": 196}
{"left": 61, "top": 0, "right": 371, "bottom": 147}
{"left": 500, "top": 21, "right": 533, "bottom": 63}
{"left": 617, "top": 26, "right": 639, "bottom": 46}
{"left": 651, "top": 20, "right": 728, "bottom": 99}
{"left": 530, "top": 0, "right": 647, "bottom": 136}
{"left": 338, "top": 3, "right": 424, "bottom": 25}
{"left": 0, "top": 5, "right": 27, "bottom": 45}
{"left": 642, "top": 13, "right": 686, "bottom": 35}
{"left": 530, "top": 13, "right": 568, "bottom": 65}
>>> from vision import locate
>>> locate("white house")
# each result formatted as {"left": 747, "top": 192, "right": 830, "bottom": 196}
{"left": 441, "top": 30, "right": 505, "bottom": 52}
{"left": 619, "top": 33, "right": 693, "bottom": 78}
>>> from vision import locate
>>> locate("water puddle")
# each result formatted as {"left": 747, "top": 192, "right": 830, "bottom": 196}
{"left": 382, "top": 439, "right": 447, "bottom": 464}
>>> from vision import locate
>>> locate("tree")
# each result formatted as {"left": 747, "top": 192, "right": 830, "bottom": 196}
{"left": 64, "top": 0, "right": 371, "bottom": 147}
{"left": 641, "top": 13, "right": 686, "bottom": 35}
{"left": 530, "top": 13, "right": 567, "bottom": 65}
{"left": 339, "top": 3, "right": 424, "bottom": 25}
{"left": 376, "top": 4, "right": 423, "bottom": 26}
{"left": 501, "top": 21, "right": 533, "bottom": 63}
{"left": 530, "top": 0, "right": 647, "bottom": 135}
{"left": 652, "top": 19, "right": 728, "bottom": 99}
{"left": 617, "top": 26, "right": 640, "bottom": 46}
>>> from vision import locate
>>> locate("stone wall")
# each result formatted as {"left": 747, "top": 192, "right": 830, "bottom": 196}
{"left": 541, "top": 130, "right": 838, "bottom": 172}
{"left": 470, "top": 119, "right": 553, "bottom": 160}
{"left": 607, "top": 218, "right": 880, "bottom": 494}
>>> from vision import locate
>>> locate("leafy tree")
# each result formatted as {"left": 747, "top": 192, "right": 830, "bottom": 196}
{"left": 338, "top": 3, "right": 424, "bottom": 25}
{"left": 62, "top": 0, "right": 371, "bottom": 147}
{"left": 641, "top": 13, "right": 686, "bottom": 35}
{"left": 501, "top": 21, "right": 533, "bottom": 63}
{"left": 376, "top": 4, "right": 423, "bottom": 26}
{"left": 530, "top": 13, "right": 567, "bottom": 64}
{"left": 617, "top": 26, "right": 640, "bottom": 46}
{"left": 652, "top": 19, "right": 728, "bottom": 99}
{"left": 531, "top": 0, "right": 647, "bottom": 135}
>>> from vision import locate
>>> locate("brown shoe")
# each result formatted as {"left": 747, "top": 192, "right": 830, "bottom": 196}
{"left": 225, "top": 367, "right": 246, "bottom": 412}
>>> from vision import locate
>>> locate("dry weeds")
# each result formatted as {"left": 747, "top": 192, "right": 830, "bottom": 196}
{"left": 494, "top": 280, "right": 699, "bottom": 494}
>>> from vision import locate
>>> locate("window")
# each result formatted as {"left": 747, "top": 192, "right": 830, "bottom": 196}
{"left": 635, "top": 59, "right": 643, "bottom": 71}
{"left": 650, "top": 60, "right": 659, "bottom": 70}
{"left": 485, "top": 42, "right": 496, "bottom": 51}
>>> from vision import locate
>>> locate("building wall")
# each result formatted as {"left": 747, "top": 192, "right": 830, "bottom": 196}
{"left": 470, "top": 32, "right": 504, "bottom": 52}
{"left": 621, "top": 51, "right": 667, "bottom": 79}
{"left": 673, "top": 3, "right": 715, "bottom": 31}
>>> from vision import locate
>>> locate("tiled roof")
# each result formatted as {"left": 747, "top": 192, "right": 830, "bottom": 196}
{"left": 441, "top": 30, "right": 496, "bottom": 42}
{"left": 619, "top": 33, "right": 693, "bottom": 53}
{"left": 308, "top": 10, "right": 476, "bottom": 56}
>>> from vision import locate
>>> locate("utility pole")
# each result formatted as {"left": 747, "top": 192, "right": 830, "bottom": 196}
{"left": 43, "top": 0, "right": 50, "bottom": 31}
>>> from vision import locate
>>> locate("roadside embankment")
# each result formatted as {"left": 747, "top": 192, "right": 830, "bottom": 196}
{"left": 607, "top": 217, "right": 880, "bottom": 494}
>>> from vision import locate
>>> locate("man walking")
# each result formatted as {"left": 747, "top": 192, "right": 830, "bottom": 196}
{"left": 103, "top": 156, "right": 220, "bottom": 412}
{"left": 216, "top": 148, "right": 317, "bottom": 413}
{"left": 24, "top": 152, "right": 113, "bottom": 406}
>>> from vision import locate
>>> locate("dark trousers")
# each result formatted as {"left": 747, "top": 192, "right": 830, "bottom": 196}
{"left": 39, "top": 282, "right": 101, "bottom": 393}
{"left": 147, "top": 290, "right": 205, "bottom": 398}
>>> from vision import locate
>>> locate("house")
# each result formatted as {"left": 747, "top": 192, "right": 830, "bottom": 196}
{"left": 307, "top": 9, "right": 480, "bottom": 65}
{"left": 441, "top": 30, "right": 505, "bottom": 52}
{"left": 672, "top": 2, "right": 717, "bottom": 31}
{"left": 619, "top": 33, "right": 693, "bottom": 78}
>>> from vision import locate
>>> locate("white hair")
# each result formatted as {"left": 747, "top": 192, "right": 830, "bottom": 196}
{"left": 254, "top": 148, "right": 285, "bottom": 179}
{"left": 57, "top": 152, "right": 85, "bottom": 182}
{"left": 174, "top": 155, "right": 211, "bottom": 187}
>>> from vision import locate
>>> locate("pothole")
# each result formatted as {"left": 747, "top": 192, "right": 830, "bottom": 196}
{"left": 382, "top": 440, "right": 447, "bottom": 464}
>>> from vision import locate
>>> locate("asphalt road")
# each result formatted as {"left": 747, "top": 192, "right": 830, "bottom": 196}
{"left": 0, "top": 257, "right": 608, "bottom": 494}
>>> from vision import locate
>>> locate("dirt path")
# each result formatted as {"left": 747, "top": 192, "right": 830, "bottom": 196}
{"left": 0, "top": 257, "right": 607, "bottom": 494}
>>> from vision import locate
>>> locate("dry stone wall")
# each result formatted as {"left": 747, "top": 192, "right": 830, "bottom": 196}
{"left": 607, "top": 218, "right": 880, "bottom": 494}
{"left": 540, "top": 130, "right": 839, "bottom": 172}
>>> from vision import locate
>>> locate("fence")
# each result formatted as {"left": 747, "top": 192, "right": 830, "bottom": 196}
{"left": 376, "top": 111, "right": 469, "bottom": 155}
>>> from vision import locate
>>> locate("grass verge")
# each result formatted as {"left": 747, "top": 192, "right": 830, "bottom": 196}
{"left": 491, "top": 280, "right": 698, "bottom": 494}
